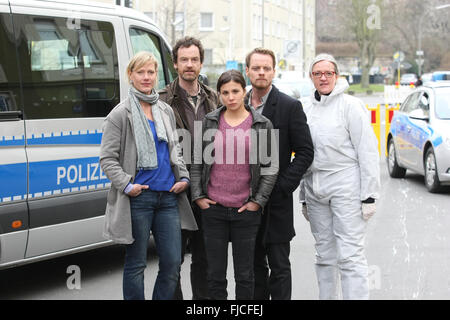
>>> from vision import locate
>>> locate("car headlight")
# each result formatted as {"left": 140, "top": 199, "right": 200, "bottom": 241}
{"left": 446, "top": 137, "right": 450, "bottom": 148}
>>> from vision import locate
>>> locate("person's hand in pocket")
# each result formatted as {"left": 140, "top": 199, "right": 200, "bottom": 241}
{"left": 238, "top": 201, "right": 261, "bottom": 213}
{"left": 195, "top": 198, "right": 217, "bottom": 210}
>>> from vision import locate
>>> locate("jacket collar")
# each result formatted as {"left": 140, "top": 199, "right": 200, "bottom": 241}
{"left": 163, "top": 76, "right": 214, "bottom": 100}
{"left": 244, "top": 84, "right": 279, "bottom": 120}
{"left": 205, "top": 104, "right": 267, "bottom": 125}
{"left": 312, "top": 78, "right": 349, "bottom": 105}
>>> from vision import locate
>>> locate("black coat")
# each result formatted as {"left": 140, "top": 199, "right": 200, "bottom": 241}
{"left": 245, "top": 85, "right": 314, "bottom": 243}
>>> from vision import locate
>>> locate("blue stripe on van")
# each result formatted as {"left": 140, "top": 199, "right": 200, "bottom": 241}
{"left": 0, "top": 157, "right": 110, "bottom": 203}
{"left": 0, "top": 132, "right": 102, "bottom": 146}
{"left": 26, "top": 131, "right": 103, "bottom": 145}
{"left": 28, "top": 157, "right": 110, "bottom": 197}
{"left": 0, "top": 136, "right": 25, "bottom": 146}
{"left": 0, "top": 163, "right": 27, "bottom": 202}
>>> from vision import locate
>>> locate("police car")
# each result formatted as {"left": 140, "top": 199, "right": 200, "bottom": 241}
{"left": 386, "top": 81, "right": 450, "bottom": 192}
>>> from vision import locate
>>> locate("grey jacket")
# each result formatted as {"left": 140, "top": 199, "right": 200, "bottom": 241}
{"left": 100, "top": 97, "right": 198, "bottom": 244}
{"left": 190, "top": 105, "right": 279, "bottom": 208}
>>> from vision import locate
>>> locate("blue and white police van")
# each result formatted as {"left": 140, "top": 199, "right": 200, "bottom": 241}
{"left": 0, "top": 0, "right": 177, "bottom": 269}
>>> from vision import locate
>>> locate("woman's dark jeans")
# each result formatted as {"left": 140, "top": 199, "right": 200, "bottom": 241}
{"left": 201, "top": 204, "right": 261, "bottom": 300}
{"left": 123, "top": 190, "right": 181, "bottom": 300}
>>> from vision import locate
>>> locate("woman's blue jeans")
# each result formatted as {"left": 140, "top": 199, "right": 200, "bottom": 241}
{"left": 123, "top": 190, "right": 181, "bottom": 300}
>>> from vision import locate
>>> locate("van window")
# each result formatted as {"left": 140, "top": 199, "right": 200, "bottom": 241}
{"left": 129, "top": 28, "right": 166, "bottom": 90}
{"left": 162, "top": 41, "right": 177, "bottom": 83}
{"left": 14, "top": 15, "right": 119, "bottom": 119}
{"left": 0, "top": 13, "right": 22, "bottom": 113}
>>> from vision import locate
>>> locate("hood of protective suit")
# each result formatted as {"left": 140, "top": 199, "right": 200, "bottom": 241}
{"left": 311, "top": 78, "right": 349, "bottom": 105}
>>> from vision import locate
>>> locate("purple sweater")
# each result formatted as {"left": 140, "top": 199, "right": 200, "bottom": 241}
{"left": 207, "top": 112, "right": 252, "bottom": 208}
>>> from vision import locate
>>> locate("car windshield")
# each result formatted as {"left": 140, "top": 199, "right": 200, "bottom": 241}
{"left": 434, "top": 88, "right": 450, "bottom": 119}
{"left": 273, "top": 79, "right": 313, "bottom": 99}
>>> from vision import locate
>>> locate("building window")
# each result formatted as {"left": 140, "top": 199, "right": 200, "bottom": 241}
{"left": 174, "top": 12, "right": 184, "bottom": 32}
{"left": 199, "top": 13, "right": 214, "bottom": 31}
{"left": 253, "top": 15, "right": 262, "bottom": 40}
{"left": 204, "top": 49, "right": 213, "bottom": 65}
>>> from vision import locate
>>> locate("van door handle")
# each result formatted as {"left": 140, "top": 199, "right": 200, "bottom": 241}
{"left": 0, "top": 110, "right": 23, "bottom": 121}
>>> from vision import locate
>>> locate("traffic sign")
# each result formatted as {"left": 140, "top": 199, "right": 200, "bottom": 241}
{"left": 284, "top": 40, "right": 301, "bottom": 59}
{"left": 393, "top": 51, "right": 405, "bottom": 62}
{"left": 415, "top": 58, "right": 424, "bottom": 66}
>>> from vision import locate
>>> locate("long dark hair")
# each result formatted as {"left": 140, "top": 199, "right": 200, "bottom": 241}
{"left": 217, "top": 70, "right": 246, "bottom": 93}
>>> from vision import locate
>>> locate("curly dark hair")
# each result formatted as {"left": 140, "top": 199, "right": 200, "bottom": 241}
{"left": 172, "top": 36, "right": 204, "bottom": 64}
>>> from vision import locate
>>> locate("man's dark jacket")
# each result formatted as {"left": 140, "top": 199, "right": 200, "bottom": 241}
{"left": 245, "top": 85, "right": 314, "bottom": 243}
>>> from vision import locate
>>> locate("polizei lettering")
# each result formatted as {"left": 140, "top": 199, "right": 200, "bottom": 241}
{"left": 57, "top": 162, "right": 106, "bottom": 185}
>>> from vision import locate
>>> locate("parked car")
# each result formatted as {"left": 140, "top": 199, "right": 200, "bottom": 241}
{"left": 386, "top": 81, "right": 450, "bottom": 192}
{"left": 400, "top": 73, "right": 418, "bottom": 85}
{"left": 272, "top": 77, "right": 314, "bottom": 100}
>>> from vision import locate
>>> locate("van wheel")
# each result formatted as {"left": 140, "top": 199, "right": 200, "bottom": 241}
{"left": 387, "top": 139, "right": 406, "bottom": 178}
{"left": 424, "top": 148, "right": 441, "bottom": 193}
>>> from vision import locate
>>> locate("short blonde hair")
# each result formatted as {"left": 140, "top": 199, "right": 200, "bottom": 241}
{"left": 126, "top": 51, "right": 158, "bottom": 82}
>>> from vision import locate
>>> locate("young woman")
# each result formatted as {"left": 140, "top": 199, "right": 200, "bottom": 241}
{"left": 190, "top": 69, "right": 278, "bottom": 300}
{"left": 99, "top": 51, "right": 197, "bottom": 300}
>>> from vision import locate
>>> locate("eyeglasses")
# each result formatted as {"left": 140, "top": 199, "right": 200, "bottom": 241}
{"left": 311, "top": 71, "right": 336, "bottom": 78}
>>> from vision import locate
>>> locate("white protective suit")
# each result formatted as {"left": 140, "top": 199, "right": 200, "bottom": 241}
{"left": 300, "top": 78, "right": 380, "bottom": 300}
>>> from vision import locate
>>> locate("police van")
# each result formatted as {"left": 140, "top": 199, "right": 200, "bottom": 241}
{"left": 0, "top": 0, "right": 177, "bottom": 269}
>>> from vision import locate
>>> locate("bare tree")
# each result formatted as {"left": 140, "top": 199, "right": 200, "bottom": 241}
{"left": 383, "top": 0, "right": 450, "bottom": 73}
{"left": 346, "top": 0, "right": 383, "bottom": 88}
{"left": 155, "top": 0, "right": 199, "bottom": 46}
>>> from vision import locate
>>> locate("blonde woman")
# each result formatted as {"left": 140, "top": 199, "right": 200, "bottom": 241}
{"left": 100, "top": 51, "right": 197, "bottom": 300}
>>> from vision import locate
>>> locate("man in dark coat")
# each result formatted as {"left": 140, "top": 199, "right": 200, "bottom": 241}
{"left": 159, "top": 36, "right": 219, "bottom": 300}
{"left": 245, "top": 48, "right": 314, "bottom": 300}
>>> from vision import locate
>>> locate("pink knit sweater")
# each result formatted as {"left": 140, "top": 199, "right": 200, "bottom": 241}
{"left": 207, "top": 112, "right": 252, "bottom": 208}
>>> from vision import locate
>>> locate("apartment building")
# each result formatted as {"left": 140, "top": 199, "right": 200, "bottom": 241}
{"left": 95, "top": 0, "right": 315, "bottom": 76}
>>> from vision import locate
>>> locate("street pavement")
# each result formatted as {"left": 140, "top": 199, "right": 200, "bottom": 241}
{"left": 1, "top": 93, "right": 450, "bottom": 300}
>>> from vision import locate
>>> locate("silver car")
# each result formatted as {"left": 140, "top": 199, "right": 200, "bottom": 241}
{"left": 387, "top": 81, "right": 450, "bottom": 192}
{"left": 400, "top": 73, "right": 418, "bottom": 85}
